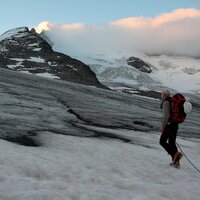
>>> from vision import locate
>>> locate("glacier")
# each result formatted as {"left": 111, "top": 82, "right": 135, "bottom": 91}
{"left": 0, "top": 68, "right": 200, "bottom": 199}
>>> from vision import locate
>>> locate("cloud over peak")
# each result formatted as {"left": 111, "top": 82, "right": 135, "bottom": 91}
{"left": 35, "top": 8, "right": 200, "bottom": 57}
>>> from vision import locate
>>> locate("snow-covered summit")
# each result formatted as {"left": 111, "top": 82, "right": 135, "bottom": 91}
{"left": 0, "top": 27, "right": 29, "bottom": 41}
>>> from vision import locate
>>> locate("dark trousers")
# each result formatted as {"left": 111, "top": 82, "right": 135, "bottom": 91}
{"left": 160, "top": 122, "right": 178, "bottom": 159}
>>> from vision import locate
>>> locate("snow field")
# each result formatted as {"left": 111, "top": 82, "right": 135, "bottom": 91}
{"left": 0, "top": 129, "right": 200, "bottom": 200}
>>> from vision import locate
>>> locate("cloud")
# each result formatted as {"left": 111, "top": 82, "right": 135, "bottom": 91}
{"left": 111, "top": 8, "right": 200, "bottom": 28}
{"left": 35, "top": 21, "right": 52, "bottom": 33}
{"left": 35, "top": 8, "right": 200, "bottom": 57}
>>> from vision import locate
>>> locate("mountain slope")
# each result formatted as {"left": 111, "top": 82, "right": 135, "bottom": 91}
{"left": 72, "top": 53, "right": 200, "bottom": 94}
{"left": 0, "top": 27, "right": 107, "bottom": 89}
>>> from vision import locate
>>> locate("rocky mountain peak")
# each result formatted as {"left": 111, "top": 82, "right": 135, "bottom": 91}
{"left": 0, "top": 27, "right": 107, "bottom": 89}
{"left": 127, "top": 56, "right": 152, "bottom": 73}
{"left": 0, "top": 26, "right": 52, "bottom": 55}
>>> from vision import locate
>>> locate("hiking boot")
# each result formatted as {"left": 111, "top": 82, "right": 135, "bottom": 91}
{"left": 173, "top": 152, "right": 183, "bottom": 164}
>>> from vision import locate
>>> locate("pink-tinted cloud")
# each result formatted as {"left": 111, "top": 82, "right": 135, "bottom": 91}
{"left": 111, "top": 17, "right": 151, "bottom": 28}
{"left": 111, "top": 8, "right": 200, "bottom": 28}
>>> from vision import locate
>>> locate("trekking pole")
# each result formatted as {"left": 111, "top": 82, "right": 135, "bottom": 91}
{"left": 176, "top": 142, "right": 200, "bottom": 174}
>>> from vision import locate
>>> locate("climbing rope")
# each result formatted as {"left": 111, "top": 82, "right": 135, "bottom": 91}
{"left": 176, "top": 142, "right": 200, "bottom": 174}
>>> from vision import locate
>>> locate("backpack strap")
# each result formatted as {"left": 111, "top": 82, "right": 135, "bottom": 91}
{"left": 160, "top": 97, "right": 171, "bottom": 109}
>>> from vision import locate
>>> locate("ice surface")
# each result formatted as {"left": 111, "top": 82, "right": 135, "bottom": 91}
{"left": 0, "top": 68, "right": 199, "bottom": 199}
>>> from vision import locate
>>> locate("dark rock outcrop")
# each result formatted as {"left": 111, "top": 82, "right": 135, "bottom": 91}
{"left": 127, "top": 56, "right": 152, "bottom": 73}
{"left": 0, "top": 27, "right": 107, "bottom": 89}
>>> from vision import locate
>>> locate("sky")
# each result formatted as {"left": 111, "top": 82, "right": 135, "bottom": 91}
{"left": 0, "top": 0, "right": 200, "bottom": 34}
{"left": 1, "top": 0, "right": 200, "bottom": 57}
